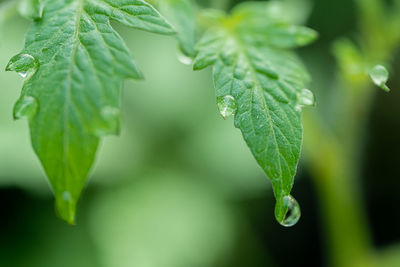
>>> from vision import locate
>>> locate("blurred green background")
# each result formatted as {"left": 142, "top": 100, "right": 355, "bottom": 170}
{"left": 0, "top": 0, "right": 399, "bottom": 266}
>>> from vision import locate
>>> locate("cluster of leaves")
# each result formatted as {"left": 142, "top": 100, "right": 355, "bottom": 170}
{"left": 5, "top": 0, "right": 319, "bottom": 224}
{"left": 6, "top": 0, "right": 175, "bottom": 223}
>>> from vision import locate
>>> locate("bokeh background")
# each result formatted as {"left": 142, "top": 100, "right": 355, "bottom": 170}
{"left": 0, "top": 0, "right": 399, "bottom": 266}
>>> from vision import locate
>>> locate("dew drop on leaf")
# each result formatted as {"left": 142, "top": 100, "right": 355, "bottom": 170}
{"left": 217, "top": 95, "right": 237, "bottom": 119}
{"left": 296, "top": 88, "right": 315, "bottom": 110}
{"left": 62, "top": 191, "right": 73, "bottom": 203}
{"left": 278, "top": 195, "right": 301, "bottom": 227}
{"left": 57, "top": 191, "right": 76, "bottom": 225}
{"left": 6, "top": 53, "right": 39, "bottom": 79}
{"left": 369, "top": 65, "right": 390, "bottom": 92}
{"left": 177, "top": 51, "right": 193, "bottom": 65}
{"left": 96, "top": 106, "right": 120, "bottom": 136}
{"left": 13, "top": 96, "right": 39, "bottom": 120}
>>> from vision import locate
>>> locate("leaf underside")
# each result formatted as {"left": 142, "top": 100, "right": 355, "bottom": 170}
{"left": 7, "top": 0, "right": 174, "bottom": 224}
{"left": 157, "top": 0, "right": 197, "bottom": 57}
{"left": 193, "top": 2, "right": 317, "bottom": 222}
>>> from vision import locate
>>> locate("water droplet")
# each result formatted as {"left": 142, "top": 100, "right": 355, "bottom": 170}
{"left": 96, "top": 106, "right": 120, "bottom": 136}
{"left": 62, "top": 191, "right": 73, "bottom": 203}
{"left": 56, "top": 192, "right": 76, "bottom": 225}
{"left": 369, "top": 65, "right": 390, "bottom": 92}
{"left": 177, "top": 51, "right": 193, "bottom": 65}
{"left": 279, "top": 195, "right": 301, "bottom": 227}
{"left": 296, "top": 88, "right": 315, "bottom": 110}
{"left": 13, "top": 96, "right": 39, "bottom": 120}
{"left": 6, "top": 53, "right": 39, "bottom": 79}
{"left": 217, "top": 95, "right": 237, "bottom": 119}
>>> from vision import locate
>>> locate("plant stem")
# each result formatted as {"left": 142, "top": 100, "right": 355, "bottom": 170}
{"left": 302, "top": 0, "right": 400, "bottom": 265}
{"left": 303, "top": 113, "right": 375, "bottom": 267}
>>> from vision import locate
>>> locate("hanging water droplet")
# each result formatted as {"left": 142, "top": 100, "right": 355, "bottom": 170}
{"left": 279, "top": 195, "right": 301, "bottom": 227}
{"left": 217, "top": 95, "right": 237, "bottom": 119}
{"left": 6, "top": 53, "right": 39, "bottom": 79}
{"left": 297, "top": 89, "right": 315, "bottom": 106}
{"left": 96, "top": 106, "right": 120, "bottom": 136}
{"left": 296, "top": 88, "right": 315, "bottom": 110}
{"left": 369, "top": 65, "right": 390, "bottom": 92}
{"left": 13, "top": 96, "right": 39, "bottom": 120}
{"left": 177, "top": 51, "right": 193, "bottom": 65}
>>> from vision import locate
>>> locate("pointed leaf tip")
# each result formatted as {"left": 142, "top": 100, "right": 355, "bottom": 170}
{"left": 195, "top": 2, "right": 313, "bottom": 226}
{"left": 56, "top": 192, "right": 77, "bottom": 225}
{"left": 8, "top": 0, "right": 181, "bottom": 224}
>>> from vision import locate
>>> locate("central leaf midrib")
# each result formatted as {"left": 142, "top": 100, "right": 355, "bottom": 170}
{"left": 62, "top": 0, "right": 85, "bottom": 185}
{"left": 228, "top": 29, "right": 286, "bottom": 194}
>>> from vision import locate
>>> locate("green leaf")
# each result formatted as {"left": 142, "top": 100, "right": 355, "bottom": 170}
{"left": 229, "top": 0, "right": 311, "bottom": 25}
{"left": 6, "top": 0, "right": 174, "bottom": 224}
{"left": 193, "top": 2, "right": 317, "bottom": 225}
{"left": 156, "top": 0, "right": 197, "bottom": 57}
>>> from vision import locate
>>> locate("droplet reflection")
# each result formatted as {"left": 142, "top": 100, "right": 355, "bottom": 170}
{"left": 6, "top": 53, "right": 39, "bottom": 79}
{"left": 13, "top": 96, "right": 39, "bottom": 120}
{"left": 217, "top": 95, "right": 237, "bottom": 119}
{"left": 279, "top": 195, "right": 301, "bottom": 227}
{"left": 177, "top": 52, "right": 193, "bottom": 65}
{"left": 296, "top": 88, "right": 315, "bottom": 110}
{"left": 369, "top": 65, "right": 390, "bottom": 92}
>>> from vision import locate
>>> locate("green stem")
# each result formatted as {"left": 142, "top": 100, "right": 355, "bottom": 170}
{"left": 304, "top": 114, "right": 374, "bottom": 267}
{"left": 303, "top": 0, "right": 400, "bottom": 265}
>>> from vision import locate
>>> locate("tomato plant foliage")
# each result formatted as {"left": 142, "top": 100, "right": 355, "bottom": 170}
{"left": 6, "top": 0, "right": 175, "bottom": 223}
{"left": 193, "top": 3, "right": 317, "bottom": 222}
{"left": 5, "top": 0, "right": 325, "bottom": 224}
